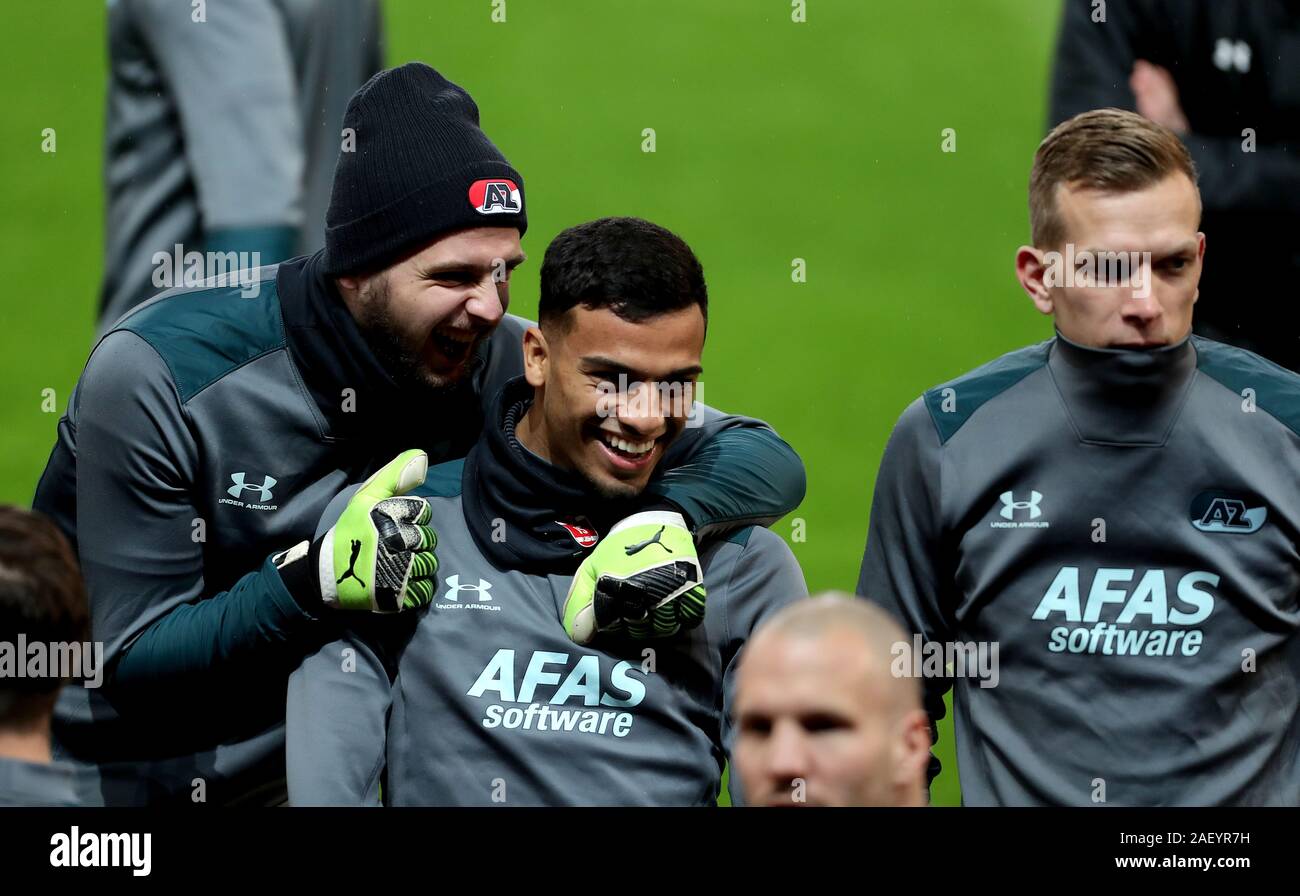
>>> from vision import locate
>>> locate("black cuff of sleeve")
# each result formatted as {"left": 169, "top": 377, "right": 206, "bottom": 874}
{"left": 641, "top": 498, "right": 694, "bottom": 531}
{"left": 274, "top": 538, "right": 325, "bottom": 616}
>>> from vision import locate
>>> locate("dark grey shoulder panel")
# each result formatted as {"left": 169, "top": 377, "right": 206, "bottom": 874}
{"left": 115, "top": 269, "right": 287, "bottom": 404}
{"left": 922, "top": 341, "right": 1053, "bottom": 444}
{"left": 723, "top": 527, "right": 754, "bottom": 548}
{"left": 419, "top": 458, "right": 466, "bottom": 499}
{"left": 1193, "top": 336, "right": 1300, "bottom": 437}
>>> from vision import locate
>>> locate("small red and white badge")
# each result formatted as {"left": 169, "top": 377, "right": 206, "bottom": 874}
{"left": 556, "top": 520, "right": 599, "bottom": 549}
{"left": 468, "top": 178, "right": 522, "bottom": 215}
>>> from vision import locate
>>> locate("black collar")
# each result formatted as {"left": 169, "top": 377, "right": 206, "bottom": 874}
{"left": 277, "top": 251, "right": 402, "bottom": 434}
{"left": 1048, "top": 331, "right": 1197, "bottom": 446}
{"left": 462, "top": 378, "right": 635, "bottom": 572}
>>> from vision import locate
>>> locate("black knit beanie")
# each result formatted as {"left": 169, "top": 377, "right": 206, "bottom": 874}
{"left": 322, "top": 63, "right": 527, "bottom": 276}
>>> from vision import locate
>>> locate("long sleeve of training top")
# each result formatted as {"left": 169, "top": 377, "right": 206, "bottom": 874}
{"left": 285, "top": 619, "right": 397, "bottom": 806}
{"left": 648, "top": 403, "right": 807, "bottom": 539}
{"left": 856, "top": 397, "right": 955, "bottom": 789}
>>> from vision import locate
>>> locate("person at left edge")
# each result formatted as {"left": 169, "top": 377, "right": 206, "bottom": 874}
{"left": 0, "top": 507, "right": 98, "bottom": 807}
{"left": 31, "top": 64, "right": 806, "bottom": 806}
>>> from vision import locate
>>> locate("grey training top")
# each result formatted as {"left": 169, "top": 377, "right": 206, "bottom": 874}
{"left": 0, "top": 757, "right": 88, "bottom": 807}
{"left": 100, "top": 0, "right": 382, "bottom": 330}
{"left": 858, "top": 334, "right": 1300, "bottom": 806}
{"left": 287, "top": 467, "right": 808, "bottom": 806}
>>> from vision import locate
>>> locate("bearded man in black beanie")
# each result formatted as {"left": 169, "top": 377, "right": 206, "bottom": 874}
{"left": 32, "top": 63, "right": 806, "bottom": 806}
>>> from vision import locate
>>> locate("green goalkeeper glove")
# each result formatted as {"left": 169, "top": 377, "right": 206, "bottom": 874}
{"left": 562, "top": 510, "right": 706, "bottom": 644}
{"left": 276, "top": 450, "right": 438, "bottom": 613}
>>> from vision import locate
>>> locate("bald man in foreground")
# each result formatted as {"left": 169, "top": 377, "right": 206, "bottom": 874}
{"left": 732, "top": 594, "right": 930, "bottom": 807}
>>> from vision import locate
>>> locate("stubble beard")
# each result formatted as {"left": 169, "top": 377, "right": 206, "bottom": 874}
{"left": 352, "top": 274, "right": 470, "bottom": 399}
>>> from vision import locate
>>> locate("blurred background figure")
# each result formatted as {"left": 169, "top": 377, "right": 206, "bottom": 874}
{"left": 1050, "top": 0, "right": 1300, "bottom": 371}
{"left": 0, "top": 506, "right": 92, "bottom": 806}
{"left": 97, "top": 0, "right": 383, "bottom": 334}
{"left": 732, "top": 593, "right": 930, "bottom": 807}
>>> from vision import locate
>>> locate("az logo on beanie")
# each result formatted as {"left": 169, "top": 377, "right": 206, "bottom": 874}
{"left": 469, "top": 178, "right": 522, "bottom": 215}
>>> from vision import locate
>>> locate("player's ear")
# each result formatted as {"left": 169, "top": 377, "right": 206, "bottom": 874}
{"left": 895, "top": 708, "right": 931, "bottom": 804}
{"left": 1191, "top": 232, "right": 1207, "bottom": 306}
{"left": 522, "top": 326, "right": 549, "bottom": 388}
{"left": 332, "top": 272, "right": 374, "bottom": 316}
{"left": 1015, "top": 245, "right": 1054, "bottom": 315}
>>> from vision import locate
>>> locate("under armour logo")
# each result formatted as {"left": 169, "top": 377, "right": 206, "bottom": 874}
{"left": 999, "top": 490, "right": 1043, "bottom": 520}
{"left": 227, "top": 472, "right": 276, "bottom": 502}
{"left": 1214, "top": 38, "right": 1251, "bottom": 73}
{"left": 442, "top": 575, "right": 493, "bottom": 602}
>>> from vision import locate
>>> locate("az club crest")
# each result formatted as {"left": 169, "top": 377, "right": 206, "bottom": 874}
{"left": 468, "top": 178, "right": 522, "bottom": 215}
{"left": 1190, "top": 490, "right": 1267, "bottom": 534}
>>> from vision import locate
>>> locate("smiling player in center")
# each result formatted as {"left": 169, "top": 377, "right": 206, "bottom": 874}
{"left": 286, "top": 217, "right": 807, "bottom": 805}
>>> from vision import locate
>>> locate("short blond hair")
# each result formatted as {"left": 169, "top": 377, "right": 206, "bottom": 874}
{"left": 1029, "top": 108, "right": 1199, "bottom": 248}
